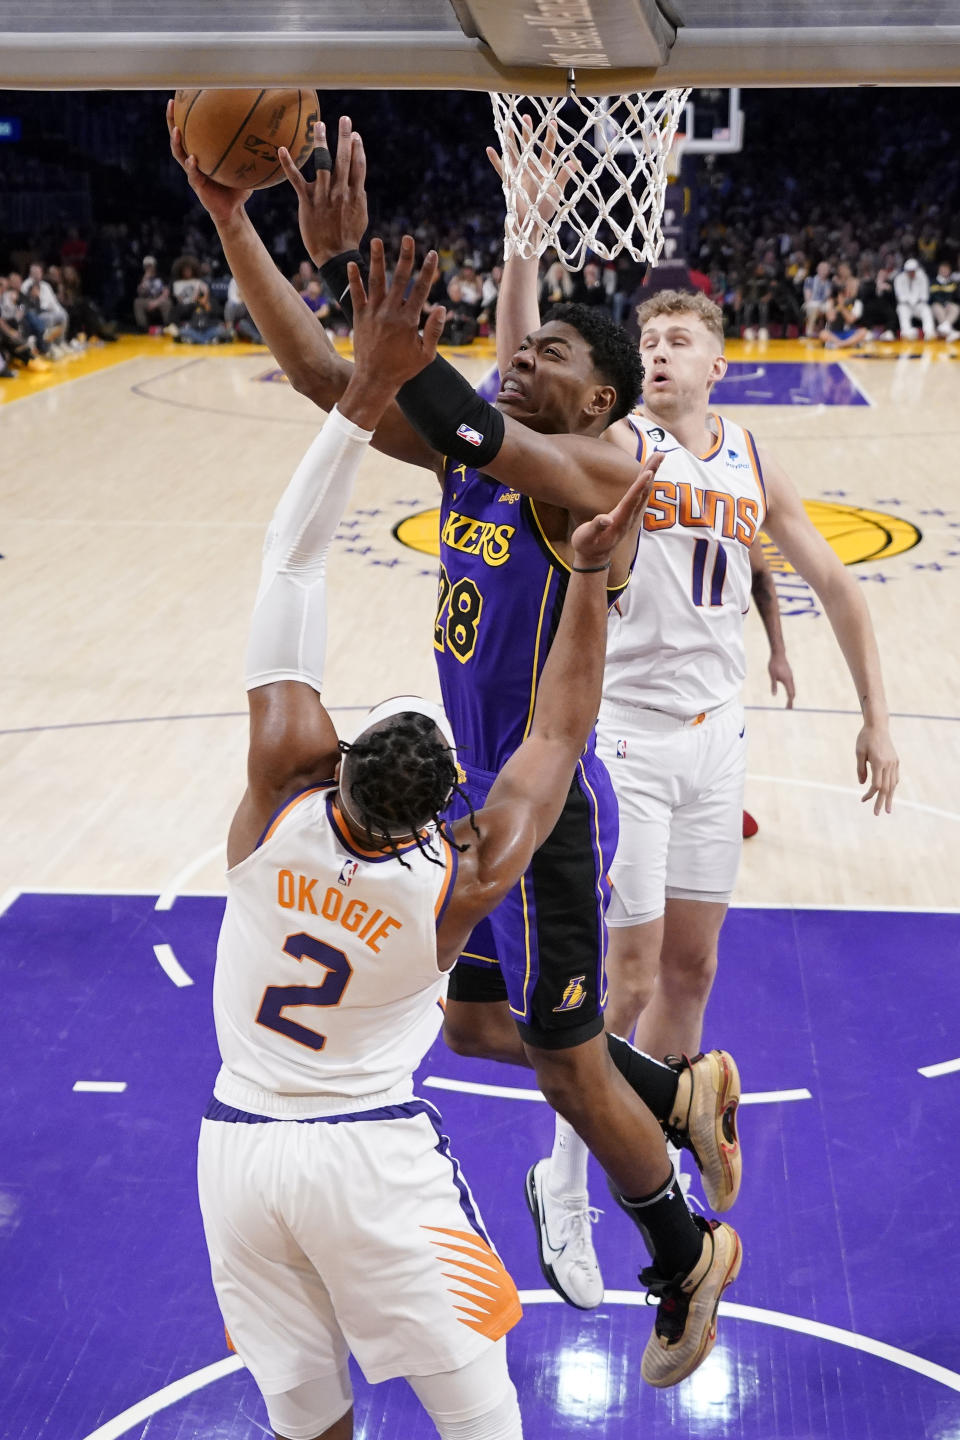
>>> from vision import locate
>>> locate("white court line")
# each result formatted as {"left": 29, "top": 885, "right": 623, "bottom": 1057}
{"left": 734, "top": 901, "right": 960, "bottom": 914}
{"left": 78, "top": 1291, "right": 960, "bottom": 1438}
{"left": 918, "top": 1058, "right": 960, "bottom": 1079}
{"left": 153, "top": 943, "right": 194, "bottom": 988}
{"left": 422, "top": 1076, "right": 811, "bottom": 1105}
{"left": 747, "top": 772, "right": 960, "bottom": 824}
{"left": 5, "top": 887, "right": 957, "bottom": 915}
{"left": 0, "top": 887, "right": 21, "bottom": 918}
{"left": 79, "top": 1355, "right": 243, "bottom": 1440}
{"left": 155, "top": 842, "right": 225, "bottom": 911}
{"left": 73, "top": 1081, "right": 127, "bottom": 1093}
{"left": 837, "top": 357, "right": 877, "bottom": 407}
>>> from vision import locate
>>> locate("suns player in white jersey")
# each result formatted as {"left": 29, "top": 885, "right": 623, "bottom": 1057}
{"left": 196, "top": 234, "right": 663, "bottom": 1440}
{"left": 485, "top": 220, "right": 898, "bottom": 1305}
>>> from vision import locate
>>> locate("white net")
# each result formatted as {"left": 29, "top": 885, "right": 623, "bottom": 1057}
{"left": 490, "top": 88, "right": 691, "bottom": 272}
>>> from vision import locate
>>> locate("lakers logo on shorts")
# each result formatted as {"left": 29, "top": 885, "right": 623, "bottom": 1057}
{"left": 554, "top": 976, "right": 587, "bottom": 1013}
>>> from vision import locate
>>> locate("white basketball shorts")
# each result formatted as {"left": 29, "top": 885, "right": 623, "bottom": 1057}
{"left": 596, "top": 697, "right": 747, "bottom": 926}
{"left": 197, "top": 1097, "right": 522, "bottom": 1395}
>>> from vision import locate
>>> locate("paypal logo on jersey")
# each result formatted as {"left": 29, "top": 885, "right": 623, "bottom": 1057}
{"left": 726, "top": 447, "right": 751, "bottom": 470}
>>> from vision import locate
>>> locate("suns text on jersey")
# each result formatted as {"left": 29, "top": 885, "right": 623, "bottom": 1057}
{"left": 277, "top": 869, "right": 401, "bottom": 953}
{"left": 441, "top": 510, "right": 515, "bottom": 567}
{"left": 643, "top": 481, "right": 760, "bottom": 546}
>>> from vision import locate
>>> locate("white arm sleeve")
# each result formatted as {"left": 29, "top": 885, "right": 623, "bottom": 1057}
{"left": 244, "top": 405, "right": 373, "bottom": 693}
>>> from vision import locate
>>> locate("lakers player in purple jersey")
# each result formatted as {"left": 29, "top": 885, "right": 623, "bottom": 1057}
{"left": 169, "top": 104, "right": 745, "bottom": 1388}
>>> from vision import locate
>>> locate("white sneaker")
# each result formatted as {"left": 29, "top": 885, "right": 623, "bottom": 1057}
{"left": 902, "top": 328, "right": 918, "bottom": 341}
{"left": 743, "top": 326, "right": 756, "bottom": 340}
{"left": 945, "top": 328, "right": 960, "bottom": 342}
{"left": 758, "top": 326, "right": 770, "bottom": 341}
{"left": 880, "top": 330, "right": 896, "bottom": 341}
{"left": 525, "top": 1159, "right": 604, "bottom": 1310}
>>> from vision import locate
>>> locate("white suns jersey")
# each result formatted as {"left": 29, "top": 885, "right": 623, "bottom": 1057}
{"left": 212, "top": 783, "right": 458, "bottom": 1118}
{"left": 603, "top": 412, "right": 767, "bottom": 717}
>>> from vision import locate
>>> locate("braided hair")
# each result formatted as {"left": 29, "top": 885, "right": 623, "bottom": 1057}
{"left": 338, "top": 712, "right": 476, "bottom": 868}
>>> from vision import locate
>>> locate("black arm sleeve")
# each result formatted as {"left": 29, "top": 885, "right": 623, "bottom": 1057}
{"left": 319, "top": 249, "right": 506, "bottom": 469}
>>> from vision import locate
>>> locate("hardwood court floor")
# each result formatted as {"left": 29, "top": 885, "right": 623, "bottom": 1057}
{"left": 2, "top": 335, "right": 959, "bottom": 1440}
{"left": 1, "top": 334, "right": 957, "bottom": 907}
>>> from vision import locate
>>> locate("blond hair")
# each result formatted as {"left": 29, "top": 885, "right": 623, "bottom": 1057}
{"left": 636, "top": 289, "right": 725, "bottom": 349}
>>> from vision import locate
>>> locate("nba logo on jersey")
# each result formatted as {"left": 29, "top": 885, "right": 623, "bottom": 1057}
{"left": 338, "top": 860, "right": 359, "bottom": 888}
{"left": 616, "top": 738, "right": 628, "bottom": 759}
{"left": 554, "top": 976, "right": 586, "bottom": 1012}
{"left": 456, "top": 422, "right": 484, "bottom": 447}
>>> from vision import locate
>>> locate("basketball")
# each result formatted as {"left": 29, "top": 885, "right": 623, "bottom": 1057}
{"left": 172, "top": 88, "right": 319, "bottom": 190}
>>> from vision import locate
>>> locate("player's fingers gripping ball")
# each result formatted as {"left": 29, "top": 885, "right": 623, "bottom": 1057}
{"left": 172, "top": 88, "right": 319, "bottom": 189}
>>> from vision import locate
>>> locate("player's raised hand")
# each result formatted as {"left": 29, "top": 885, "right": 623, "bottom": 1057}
{"left": 338, "top": 237, "right": 444, "bottom": 429}
{"left": 166, "top": 99, "right": 252, "bottom": 224}
{"left": 570, "top": 453, "right": 663, "bottom": 571}
{"left": 279, "top": 116, "right": 368, "bottom": 266}
{"left": 487, "top": 114, "right": 579, "bottom": 241}
{"left": 856, "top": 723, "right": 899, "bottom": 815}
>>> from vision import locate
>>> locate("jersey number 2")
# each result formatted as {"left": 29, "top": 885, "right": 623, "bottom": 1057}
{"left": 256, "top": 932, "right": 353, "bottom": 1051}
{"left": 691, "top": 538, "right": 728, "bottom": 607}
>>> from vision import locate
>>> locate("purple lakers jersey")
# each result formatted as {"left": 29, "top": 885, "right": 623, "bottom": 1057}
{"left": 435, "top": 459, "right": 627, "bottom": 773}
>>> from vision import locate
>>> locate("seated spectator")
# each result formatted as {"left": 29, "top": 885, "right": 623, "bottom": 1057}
{"left": 224, "top": 276, "right": 263, "bottom": 343}
{"left": 439, "top": 275, "right": 478, "bottom": 345}
{"left": 170, "top": 257, "right": 209, "bottom": 324}
{"left": 858, "top": 262, "right": 899, "bottom": 340}
{"left": 301, "top": 278, "right": 334, "bottom": 328}
{"left": 174, "top": 291, "right": 231, "bottom": 345}
{"left": 893, "top": 258, "right": 935, "bottom": 339}
{"left": 455, "top": 264, "right": 483, "bottom": 315}
{"left": 1, "top": 273, "right": 51, "bottom": 370}
{"left": 20, "top": 262, "right": 69, "bottom": 351}
{"left": 929, "top": 259, "right": 959, "bottom": 340}
{"left": 741, "top": 259, "right": 776, "bottom": 339}
{"left": 291, "top": 259, "right": 317, "bottom": 293}
{"left": 802, "top": 260, "right": 833, "bottom": 336}
{"left": 133, "top": 257, "right": 171, "bottom": 331}
{"left": 571, "top": 260, "right": 612, "bottom": 314}
{"left": 60, "top": 266, "right": 118, "bottom": 342}
{"left": 477, "top": 263, "right": 502, "bottom": 334}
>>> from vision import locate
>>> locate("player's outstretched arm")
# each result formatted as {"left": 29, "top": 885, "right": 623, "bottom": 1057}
{"left": 437, "top": 459, "right": 661, "bottom": 963}
{"left": 749, "top": 543, "right": 796, "bottom": 707}
{"left": 287, "top": 115, "right": 638, "bottom": 518}
{"left": 166, "top": 103, "right": 437, "bottom": 471}
{"left": 228, "top": 240, "right": 446, "bottom": 867}
{"left": 760, "top": 448, "right": 898, "bottom": 813}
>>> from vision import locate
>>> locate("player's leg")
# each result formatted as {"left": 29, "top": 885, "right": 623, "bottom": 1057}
{"left": 443, "top": 922, "right": 529, "bottom": 1066}
{"left": 311, "top": 1107, "right": 523, "bottom": 1419}
{"left": 265, "top": 1375, "right": 353, "bottom": 1439}
{"left": 632, "top": 703, "right": 746, "bottom": 1060}
{"left": 407, "top": 1340, "right": 522, "bottom": 1439}
{"left": 631, "top": 898, "right": 728, "bottom": 1058}
{"left": 197, "top": 1117, "right": 355, "bottom": 1439}
{"left": 524, "top": 1028, "right": 741, "bottom": 1385}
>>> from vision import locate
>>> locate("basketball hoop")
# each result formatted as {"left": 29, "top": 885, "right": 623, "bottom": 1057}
{"left": 490, "top": 87, "right": 690, "bottom": 272}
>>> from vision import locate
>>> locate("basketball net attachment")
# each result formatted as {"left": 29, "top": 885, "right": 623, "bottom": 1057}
{"left": 490, "top": 88, "right": 690, "bottom": 271}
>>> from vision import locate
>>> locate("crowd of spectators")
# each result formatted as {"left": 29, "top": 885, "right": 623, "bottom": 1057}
{"left": 2, "top": 87, "right": 960, "bottom": 376}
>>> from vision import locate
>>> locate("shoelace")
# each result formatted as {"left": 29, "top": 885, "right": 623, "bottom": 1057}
{"left": 555, "top": 1204, "right": 603, "bottom": 1265}
{"left": 639, "top": 1264, "right": 690, "bottom": 1341}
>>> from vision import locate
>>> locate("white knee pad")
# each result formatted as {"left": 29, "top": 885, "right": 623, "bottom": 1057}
{"left": 262, "top": 1366, "right": 352, "bottom": 1439}
{"left": 407, "top": 1340, "right": 523, "bottom": 1439}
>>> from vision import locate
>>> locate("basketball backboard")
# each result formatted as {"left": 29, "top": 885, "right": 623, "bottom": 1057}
{"left": 1, "top": 0, "right": 959, "bottom": 90}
